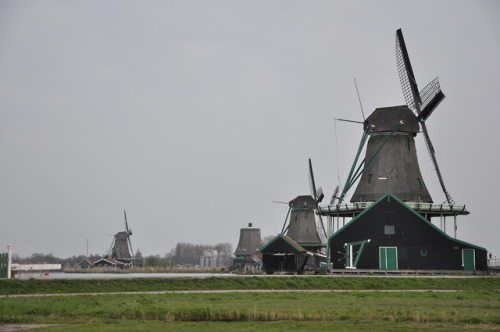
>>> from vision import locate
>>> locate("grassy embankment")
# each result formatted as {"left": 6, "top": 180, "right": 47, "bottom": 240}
{"left": 1, "top": 275, "right": 499, "bottom": 295}
{"left": 0, "top": 276, "right": 499, "bottom": 331}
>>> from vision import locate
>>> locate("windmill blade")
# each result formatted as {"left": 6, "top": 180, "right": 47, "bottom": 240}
{"left": 421, "top": 122, "right": 454, "bottom": 205}
{"left": 418, "top": 77, "right": 445, "bottom": 121}
{"left": 396, "top": 29, "right": 452, "bottom": 204}
{"left": 124, "top": 210, "right": 129, "bottom": 232}
{"left": 308, "top": 158, "right": 318, "bottom": 202}
{"left": 396, "top": 28, "right": 422, "bottom": 112}
{"left": 124, "top": 210, "right": 132, "bottom": 235}
{"left": 330, "top": 185, "right": 340, "bottom": 205}
{"left": 128, "top": 237, "right": 134, "bottom": 257}
{"left": 308, "top": 159, "right": 324, "bottom": 203}
{"left": 317, "top": 214, "right": 327, "bottom": 241}
{"left": 316, "top": 186, "right": 324, "bottom": 203}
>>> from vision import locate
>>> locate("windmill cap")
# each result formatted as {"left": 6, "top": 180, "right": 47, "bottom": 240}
{"left": 365, "top": 105, "right": 419, "bottom": 134}
{"left": 289, "top": 195, "right": 316, "bottom": 209}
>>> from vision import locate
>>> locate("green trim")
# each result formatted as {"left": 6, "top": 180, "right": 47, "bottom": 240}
{"left": 328, "top": 193, "right": 487, "bottom": 252}
{"left": 345, "top": 239, "right": 370, "bottom": 267}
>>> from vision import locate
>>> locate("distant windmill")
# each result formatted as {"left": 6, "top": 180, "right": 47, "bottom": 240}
{"left": 106, "top": 210, "right": 134, "bottom": 261}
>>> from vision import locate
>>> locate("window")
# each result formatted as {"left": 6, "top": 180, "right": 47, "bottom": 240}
{"left": 420, "top": 249, "right": 428, "bottom": 257}
{"left": 417, "top": 178, "right": 422, "bottom": 188}
{"left": 406, "top": 137, "right": 410, "bottom": 151}
{"left": 368, "top": 174, "right": 373, "bottom": 183}
{"left": 384, "top": 225, "right": 395, "bottom": 235}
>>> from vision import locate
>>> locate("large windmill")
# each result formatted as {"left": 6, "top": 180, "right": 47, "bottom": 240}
{"left": 320, "top": 29, "right": 487, "bottom": 272}
{"left": 336, "top": 29, "right": 453, "bottom": 206}
{"left": 106, "top": 210, "right": 134, "bottom": 262}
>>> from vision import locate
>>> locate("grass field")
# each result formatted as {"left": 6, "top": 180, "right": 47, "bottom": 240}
{"left": 1, "top": 275, "right": 499, "bottom": 295}
{"left": 1, "top": 276, "right": 499, "bottom": 331}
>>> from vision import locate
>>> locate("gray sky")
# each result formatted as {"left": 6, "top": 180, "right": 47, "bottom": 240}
{"left": 1, "top": 1, "right": 499, "bottom": 259}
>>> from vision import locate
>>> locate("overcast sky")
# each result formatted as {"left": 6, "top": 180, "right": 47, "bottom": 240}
{"left": 1, "top": 1, "right": 499, "bottom": 260}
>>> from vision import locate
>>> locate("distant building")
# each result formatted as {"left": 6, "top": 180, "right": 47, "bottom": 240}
{"left": 11, "top": 263, "right": 62, "bottom": 272}
{"left": 93, "top": 258, "right": 127, "bottom": 268}
{"left": 198, "top": 250, "right": 232, "bottom": 267}
{"left": 233, "top": 223, "right": 262, "bottom": 268}
{"left": 79, "top": 258, "right": 95, "bottom": 269}
{"left": 199, "top": 250, "right": 219, "bottom": 267}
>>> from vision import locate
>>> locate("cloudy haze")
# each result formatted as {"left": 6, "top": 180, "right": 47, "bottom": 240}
{"left": 1, "top": 1, "right": 499, "bottom": 259}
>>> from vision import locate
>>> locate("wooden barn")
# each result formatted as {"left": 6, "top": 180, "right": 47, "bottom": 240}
{"left": 261, "top": 234, "right": 325, "bottom": 274}
{"left": 328, "top": 193, "right": 487, "bottom": 271}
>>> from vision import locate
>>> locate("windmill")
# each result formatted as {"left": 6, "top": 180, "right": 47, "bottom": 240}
{"left": 233, "top": 223, "right": 263, "bottom": 268}
{"left": 395, "top": 28, "right": 453, "bottom": 204}
{"left": 320, "top": 28, "right": 483, "bottom": 272}
{"left": 339, "top": 29, "right": 453, "bottom": 205}
{"left": 106, "top": 210, "right": 134, "bottom": 262}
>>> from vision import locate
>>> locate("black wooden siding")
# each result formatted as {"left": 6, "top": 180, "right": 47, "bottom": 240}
{"left": 329, "top": 195, "right": 487, "bottom": 270}
{"left": 261, "top": 236, "right": 306, "bottom": 273}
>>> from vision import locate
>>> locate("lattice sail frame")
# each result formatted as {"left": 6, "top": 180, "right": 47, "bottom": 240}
{"left": 396, "top": 31, "right": 421, "bottom": 112}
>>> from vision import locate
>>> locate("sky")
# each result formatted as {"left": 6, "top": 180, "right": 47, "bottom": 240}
{"left": 1, "top": 1, "right": 499, "bottom": 260}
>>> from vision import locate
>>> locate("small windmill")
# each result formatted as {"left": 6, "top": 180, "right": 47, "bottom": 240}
{"left": 395, "top": 28, "right": 453, "bottom": 204}
{"left": 106, "top": 210, "right": 134, "bottom": 261}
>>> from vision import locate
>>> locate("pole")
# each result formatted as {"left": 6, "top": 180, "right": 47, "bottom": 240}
{"left": 7, "top": 245, "right": 12, "bottom": 279}
{"left": 454, "top": 215, "right": 457, "bottom": 238}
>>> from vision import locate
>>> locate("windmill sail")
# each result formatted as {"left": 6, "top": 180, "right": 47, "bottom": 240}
{"left": 308, "top": 159, "right": 327, "bottom": 240}
{"left": 396, "top": 29, "right": 421, "bottom": 110}
{"left": 395, "top": 28, "right": 454, "bottom": 205}
{"left": 419, "top": 77, "right": 445, "bottom": 121}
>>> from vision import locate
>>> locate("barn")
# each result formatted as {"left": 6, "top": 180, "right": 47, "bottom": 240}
{"left": 328, "top": 193, "right": 488, "bottom": 271}
{"left": 261, "top": 234, "right": 325, "bottom": 274}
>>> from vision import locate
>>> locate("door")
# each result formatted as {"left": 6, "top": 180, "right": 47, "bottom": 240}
{"left": 462, "top": 249, "right": 475, "bottom": 271}
{"left": 379, "top": 247, "right": 398, "bottom": 269}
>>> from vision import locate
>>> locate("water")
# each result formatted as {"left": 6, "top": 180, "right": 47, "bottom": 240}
{"left": 15, "top": 272, "right": 237, "bottom": 280}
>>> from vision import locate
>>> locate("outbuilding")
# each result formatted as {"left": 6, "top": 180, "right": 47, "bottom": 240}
{"left": 261, "top": 234, "right": 325, "bottom": 274}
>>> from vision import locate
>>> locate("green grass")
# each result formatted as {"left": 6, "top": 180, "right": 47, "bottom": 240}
{"left": 1, "top": 276, "right": 499, "bottom": 331}
{"left": 1, "top": 276, "right": 499, "bottom": 295}
{"left": 1, "top": 291, "right": 499, "bottom": 331}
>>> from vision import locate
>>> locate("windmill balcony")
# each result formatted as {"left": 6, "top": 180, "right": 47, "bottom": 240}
{"left": 319, "top": 201, "right": 469, "bottom": 217}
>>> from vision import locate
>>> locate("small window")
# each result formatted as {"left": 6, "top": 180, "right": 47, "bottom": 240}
{"left": 417, "top": 178, "right": 422, "bottom": 188}
{"left": 368, "top": 174, "right": 373, "bottom": 183}
{"left": 384, "top": 225, "right": 395, "bottom": 235}
{"left": 420, "top": 249, "right": 428, "bottom": 257}
{"left": 406, "top": 137, "right": 411, "bottom": 152}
